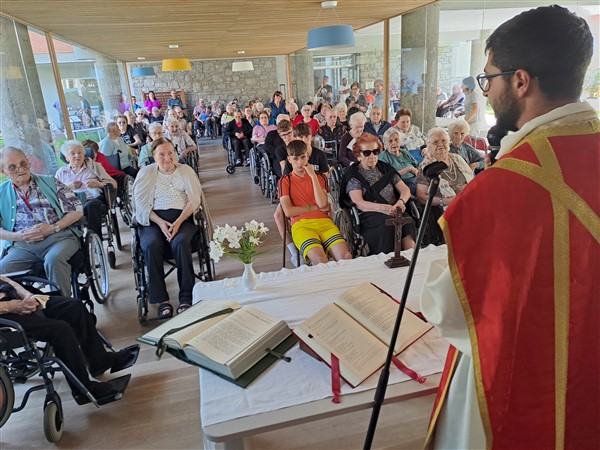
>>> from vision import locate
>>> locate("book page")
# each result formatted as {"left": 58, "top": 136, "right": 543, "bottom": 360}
{"left": 139, "top": 300, "right": 241, "bottom": 347}
{"left": 295, "top": 304, "right": 388, "bottom": 386}
{"left": 335, "top": 283, "right": 431, "bottom": 353}
{"left": 185, "top": 307, "right": 281, "bottom": 365}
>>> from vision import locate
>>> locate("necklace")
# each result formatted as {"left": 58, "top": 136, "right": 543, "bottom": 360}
{"left": 442, "top": 158, "right": 458, "bottom": 182}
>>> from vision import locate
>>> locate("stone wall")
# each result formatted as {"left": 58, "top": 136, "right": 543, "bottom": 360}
{"left": 129, "top": 57, "right": 281, "bottom": 107}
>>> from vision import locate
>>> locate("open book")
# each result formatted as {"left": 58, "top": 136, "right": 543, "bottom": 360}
{"left": 294, "top": 283, "right": 432, "bottom": 388}
{"left": 138, "top": 300, "right": 295, "bottom": 387}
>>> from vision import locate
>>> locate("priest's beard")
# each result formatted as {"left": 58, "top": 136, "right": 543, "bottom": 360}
{"left": 494, "top": 87, "right": 522, "bottom": 132}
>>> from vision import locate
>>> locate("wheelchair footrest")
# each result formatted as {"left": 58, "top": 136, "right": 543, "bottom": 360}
{"left": 74, "top": 374, "right": 131, "bottom": 406}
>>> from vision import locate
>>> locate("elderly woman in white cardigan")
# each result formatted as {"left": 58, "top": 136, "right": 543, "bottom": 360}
{"left": 133, "top": 138, "right": 211, "bottom": 319}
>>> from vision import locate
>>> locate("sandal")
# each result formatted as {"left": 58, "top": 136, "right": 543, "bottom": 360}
{"left": 157, "top": 302, "right": 173, "bottom": 320}
{"left": 177, "top": 303, "right": 192, "bottom": 314}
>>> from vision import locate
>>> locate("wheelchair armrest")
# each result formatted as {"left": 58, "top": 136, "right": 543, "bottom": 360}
{"left": 0, "top": 318, "right": 29, "bottom": 351}
{"left": 103, "top": 184, "right": 117, "bottom": 206}
{"left": 406, "top": 196, "right": 420, "bottom": 222}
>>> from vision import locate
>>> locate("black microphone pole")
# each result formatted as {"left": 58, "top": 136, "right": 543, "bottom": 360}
{"left": 363, "top": 161, "right": 447, "bottom": 450}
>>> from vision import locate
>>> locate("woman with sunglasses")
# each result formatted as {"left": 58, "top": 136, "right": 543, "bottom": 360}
{"left": 340, "top": 133, "right": 415, "bottom": 255}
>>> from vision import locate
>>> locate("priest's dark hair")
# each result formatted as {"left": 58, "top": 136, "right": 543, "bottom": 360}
{"left": 485, "top": 5, "right": 593, "bottom": 101}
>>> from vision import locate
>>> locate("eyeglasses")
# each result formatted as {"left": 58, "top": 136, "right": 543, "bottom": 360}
{"left": 360, "top": 149, "right": 381, "bottom": 157}
{"left": 476, "top": 70, "right": 517, "bottom": 92}
{"left": 136, "top": 113, "right": 145, "bottom": 116}
{"left": 4, "top": 160, "right": 29, "bottom": 173}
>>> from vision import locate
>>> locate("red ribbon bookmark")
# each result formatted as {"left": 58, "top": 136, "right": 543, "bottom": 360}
{"left": 392, "top": 356, "right": 426, "bottom": 384}
{"left": 331, "top": 354, "right": 342, "bottom": 403}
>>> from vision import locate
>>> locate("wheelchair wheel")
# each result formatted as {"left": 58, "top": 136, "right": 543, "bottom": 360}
{"left": 249, "top": 147, "right": 258, "bottom": 182}
{"left": 112, "top": 214, "right": 123, "bottom": 251}
{"left": 335, "top": 209, "right": 357, "bottom": 257}
{"left": 0, "top": 365, "right": 15, "bottom": 428}
{"left": 108, "top": 250, "right": 116, "bottom": 270}
{"left": 86, "top": 232, "right": 109, "bottom": 304}
{"left": 120, "top": 175, "right": 135, "bottom": 227}
{"left": 259, "top": 156, "right": 271, "bottom": 198}
{"left": 196, "top": 212, "right": 215, "bottom": 282}
{"left": 137, "top": 293, "right": 148, "bottom": 324}
{"left": 43, "top": 396, "right": 64, "bottom": 443}
{"left": 226, "top": 165, "right": 235, "bottom": 174}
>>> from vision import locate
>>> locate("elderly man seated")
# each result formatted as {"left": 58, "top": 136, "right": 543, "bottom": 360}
{"left": 0, "top": 274, "right": 138, "bottom": 404}
{"left": 55, "top": 140, "right": 117, "bottom": 237}
{"left": 364, "top": 106, "right": 391, "bottom": 142}
{"left": 0, "top": 147, "right": 83, "bottom": 296}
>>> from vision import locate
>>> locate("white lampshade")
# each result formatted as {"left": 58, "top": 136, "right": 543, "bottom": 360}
{"left": 232, "top": 61, "right": 254, "bottom": 72}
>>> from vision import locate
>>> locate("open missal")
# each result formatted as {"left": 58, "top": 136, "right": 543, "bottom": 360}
{"left": 294, "top": 283, "right": 432, "bottom": 388}
{"left": 138, "top": 300, "right": 296, "bottom": 387}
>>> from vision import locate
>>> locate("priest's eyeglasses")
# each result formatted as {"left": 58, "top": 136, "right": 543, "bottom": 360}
{"left": 476, "top": 70, "right": 517, "bottom": 92}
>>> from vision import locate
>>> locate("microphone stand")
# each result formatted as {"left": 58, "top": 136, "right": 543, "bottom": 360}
{"left": 363, "top": 161, "right": 447, "bottom": 450}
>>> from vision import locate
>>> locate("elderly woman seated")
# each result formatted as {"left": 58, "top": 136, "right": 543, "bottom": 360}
{"left": 378, "top": 127, "right": 419, "bottom": 195}
{"left": 164, "top": 117, "right": 197, "bottom": 161}
{"left": 340, "top": 133, "right": 416, "bottom": 255}
{"left": 416, "top": 127, "right": 474, "bottom": 246}
{"left": 138, "top": 122, "right": 165, "bottom": 167}
{"left": 133, "top": 138, "right": 209, "bottom": 319}
{"left": 55, "top": 140, "right": 117, "bottom": 237}
{"left": 99, "top": 121, "right": 138, "bottom": 177}
{"left": 339, "top": 112, "right": 367, "bottom": 167}
{"left": 447, "top": 118, "right": 485, "bottom": 173}
{"left": 392, "top": 108, "right": 426, "bottom": 151}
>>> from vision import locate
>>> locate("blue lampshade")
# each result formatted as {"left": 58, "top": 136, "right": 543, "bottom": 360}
{"left": 307, "top": 24, "right": 355, "bottom": 51}
{"left": 132, "top": 67, "right": 156, "bottom": 77}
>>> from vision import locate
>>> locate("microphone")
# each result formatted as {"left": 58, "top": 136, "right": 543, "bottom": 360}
{"left": 487, "top": 125, "right": 508, "bottom": 165}
{"left": 423, "top": 160, "right": 448, "bottom": 179}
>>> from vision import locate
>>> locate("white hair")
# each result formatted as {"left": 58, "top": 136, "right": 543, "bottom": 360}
{"left": 349, "top": 111, "right": 367, "bottom": 128}
{"left": 447, "top": 118, "right": 470, "bottom": 135}
{"left": 60, "top": 139, "right": 84, "bottom": 157}
{"left": 427, "top": 127, "right": 449, "bottom": 141}
{"left": 149, "top": 122, "right": 163, "bottom": 133}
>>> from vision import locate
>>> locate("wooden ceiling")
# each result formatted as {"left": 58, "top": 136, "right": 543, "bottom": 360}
{"left": 1, "top": 0, "right": 435, "bottom": 62}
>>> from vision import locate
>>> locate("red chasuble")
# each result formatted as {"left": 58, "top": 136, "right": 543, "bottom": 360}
{"left": 433, "top": 120, "right": 600, "bottom": 449}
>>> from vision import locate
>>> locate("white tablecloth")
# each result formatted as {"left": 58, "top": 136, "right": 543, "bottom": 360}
{"left": 194, "top": 245, "right": 449, "bottom": 427}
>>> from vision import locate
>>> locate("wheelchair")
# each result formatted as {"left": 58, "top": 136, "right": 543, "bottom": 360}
{"left": 334, "top": 197, "right": 421, "bottom": 258}
{"left": 182, "top": 148, "right": 200, "bottom": 177}
{"left": 224, "top": 135, "right": 237, "bottom": 174}
{"left": 103, "top": 153, "right": 136, "bottom": 228}
{"left": 259, "top": 152, "right": 279, "bottom": 204}
{"left": 0, "top": 277, "right": 131, "bottom": 443}
{"left": 130, "top": 209, "right": 215, "bottom": 324}
{"left": 249, "top": 143, "right": 263, "bottom": 186}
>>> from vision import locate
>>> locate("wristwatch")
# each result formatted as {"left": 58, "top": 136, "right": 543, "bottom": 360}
{"left": 54, "top": 224, "right": 61, "bottom": 233}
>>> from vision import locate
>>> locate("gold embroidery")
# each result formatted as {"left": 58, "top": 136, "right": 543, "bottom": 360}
{"left": 442, "top": 121, "right": 599, "bottom": 449}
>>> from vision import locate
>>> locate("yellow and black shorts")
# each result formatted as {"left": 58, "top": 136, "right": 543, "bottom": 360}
{"left": 291, "top": 218, "right": 346, "bottom": 259}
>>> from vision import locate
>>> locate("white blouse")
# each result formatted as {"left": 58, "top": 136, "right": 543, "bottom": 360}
{"left": 153, "top": 169, "right": 187, "bottom": 210}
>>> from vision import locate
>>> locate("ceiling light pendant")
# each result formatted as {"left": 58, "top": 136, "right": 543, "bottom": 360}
{"left": 232, "top": 61, "right": 254, "bottom": 72}
{"left": 306, "top": 1, "right": 355, "bottom": 51}
{"left": 307, "top": 24, "right": 355, "bottom": 50}
{"left": 132, "top": 67, "right": 156, "bottom": 77}
{"left": 162, "top": 58, "right": 191, "bottom": 71}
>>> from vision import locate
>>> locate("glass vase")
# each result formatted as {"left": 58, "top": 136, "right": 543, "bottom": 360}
{"left": 241, "top": 263, "right": 258, "bottom": 291}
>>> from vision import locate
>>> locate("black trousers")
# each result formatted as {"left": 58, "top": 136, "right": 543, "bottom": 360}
{"left": 231, "top": 137, "right": 251, "bottom": 161}
{"left": 138, "top": 209, "right": 196, "bottom": 305}
{"left": 2, "top": 296, "right": 110, "bottom": 390}
{"left": 360, "top": 211, "right": 416, "bottom": 255}
{"left": 83, "top": 197, "right": 105, "bottom": 237}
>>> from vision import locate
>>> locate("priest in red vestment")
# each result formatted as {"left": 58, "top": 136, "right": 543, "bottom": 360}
{"left": 420, "top": 6, "right": 599, "bottom": 449}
